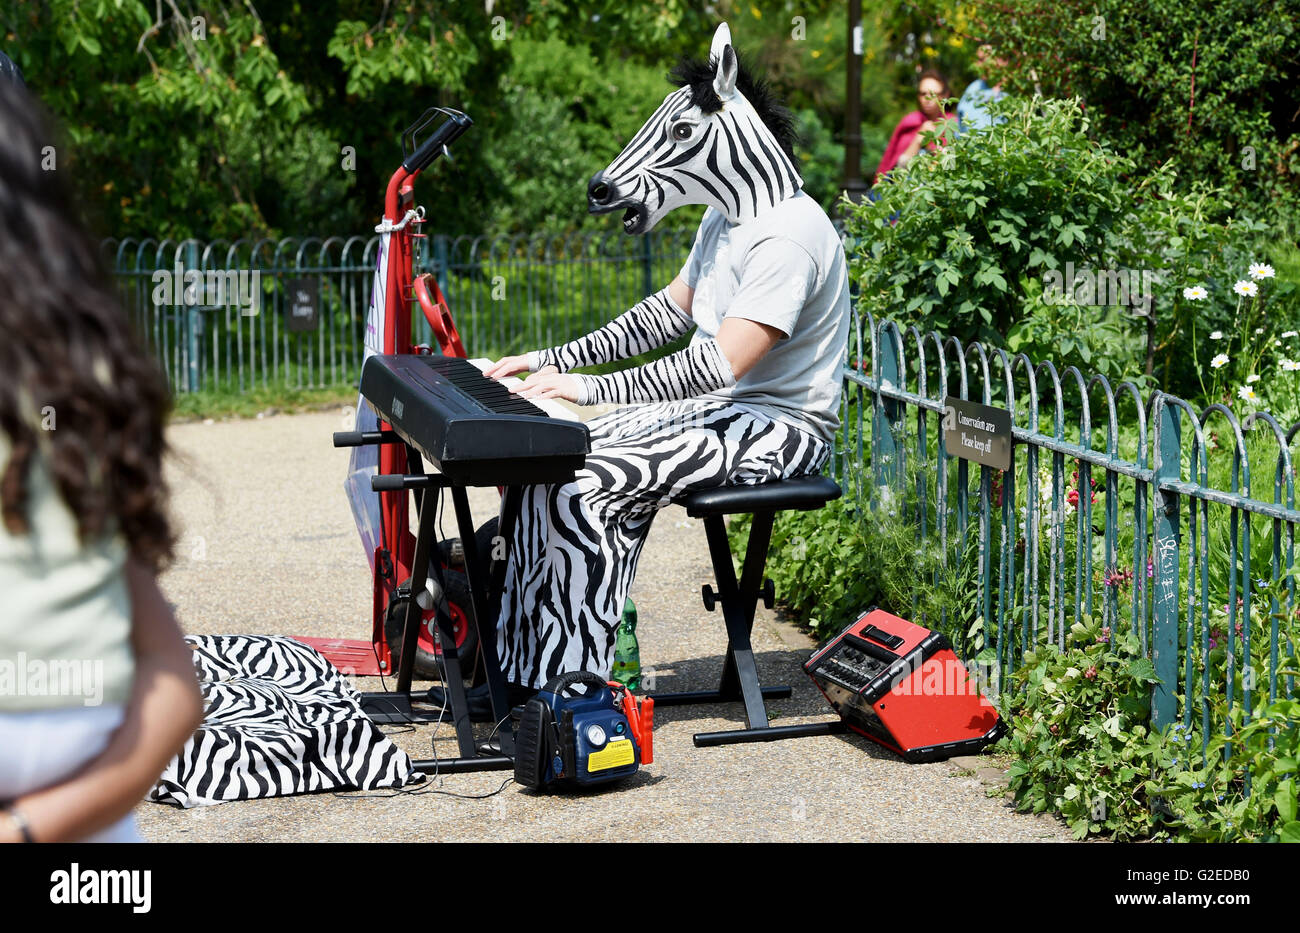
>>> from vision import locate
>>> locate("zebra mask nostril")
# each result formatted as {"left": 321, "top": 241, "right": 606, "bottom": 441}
{"left": 590, "top": 182, "right": 610, "bottom": 203}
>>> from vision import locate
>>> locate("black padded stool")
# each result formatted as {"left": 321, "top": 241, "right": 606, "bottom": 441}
{"left": 651, "top": 473, "right": 843, "bottom": 747}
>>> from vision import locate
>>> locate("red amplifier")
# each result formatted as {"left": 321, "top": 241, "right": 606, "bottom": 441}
{"left": 804, "top": 608, "right": 1006, "bottom": 763}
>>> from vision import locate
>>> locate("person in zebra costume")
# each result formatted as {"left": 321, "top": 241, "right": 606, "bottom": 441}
{"left": 470, "top": 22, "right": 850, "bottom": 706}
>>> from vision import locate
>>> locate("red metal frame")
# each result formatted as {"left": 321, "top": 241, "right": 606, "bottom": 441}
{"left": 372, "top": 164, "right": 472, "bottom": 671}
{"left": 414, "top": 273, "right": 466, "bottom": 358}
{"left": 303, "top": 144, "right": 470, "bottom": 676}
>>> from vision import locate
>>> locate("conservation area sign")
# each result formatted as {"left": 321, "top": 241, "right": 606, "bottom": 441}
{"left": 286, "top": 277, "right": 319, "bottom": 332}
{"left": 942, "top": 396, "right": 1012, "bottom": 471}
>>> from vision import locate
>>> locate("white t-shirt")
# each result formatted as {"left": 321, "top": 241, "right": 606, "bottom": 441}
{"left": 681, "top": 190, "right": 850, "bottom": 443}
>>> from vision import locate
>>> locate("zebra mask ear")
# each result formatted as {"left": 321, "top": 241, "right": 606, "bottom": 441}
{"left": 711, "top": 23, "right": 738, "bottom": 101}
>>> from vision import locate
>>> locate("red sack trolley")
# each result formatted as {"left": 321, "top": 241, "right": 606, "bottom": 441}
{"left": 298, "top": 108, "right": 475, "bottom": 678}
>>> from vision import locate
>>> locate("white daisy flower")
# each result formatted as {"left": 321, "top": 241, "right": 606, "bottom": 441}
{"left": 1210, "top": 353, "right": 1230, "bottom": 369}
{"left": 1255, "top": 327, "right": 1264, "bottom": 335}
{"left": 1248, "top": 263, "right": 1275, "bottom": 280}
{"left": 1234, "top": 280, "right": 1259, "bottom": 297}
{"left": 1246, "top": 373, "right": 1260, "bottom": 384}
{"left": 1237, "top": 385, "right": 1258, "bottom": 403}
{"left": 1283, "top": 359, "right": 1300, "bottom": 372}
{"left": 1183, "top": 285, "right": 1208, "bottom": 300}
{"left": 1210, "top": 330, "right": 1224, "bottom": 340}
{"left": 1283, "top": 331, "right": 1299, "bottom": 338}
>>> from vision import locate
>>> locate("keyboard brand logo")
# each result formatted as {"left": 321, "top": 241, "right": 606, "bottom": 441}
{"left": 392, "top": 397, "right": 404, "bottom": 418}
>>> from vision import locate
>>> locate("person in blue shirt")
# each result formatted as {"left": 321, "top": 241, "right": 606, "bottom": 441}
{"left": 0, "top": 50, "right": 22, "bottom": 86}
{"left": 957, "top": 45, "right": 1007, "bottom": 136}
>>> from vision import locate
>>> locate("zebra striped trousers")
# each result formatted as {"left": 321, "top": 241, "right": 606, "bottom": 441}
{"left": 496, "top": 398, "right": 830, "bottom": 688}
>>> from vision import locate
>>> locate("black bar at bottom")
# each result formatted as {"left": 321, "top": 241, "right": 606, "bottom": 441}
{"left": 649, "top": 685, "right": 792, "bottom": 707}
{"left": 410, "top": 755, "right": 514, "bottom": 774}
{"left": 693, "top": 720, "right": 847, "bottom": 748}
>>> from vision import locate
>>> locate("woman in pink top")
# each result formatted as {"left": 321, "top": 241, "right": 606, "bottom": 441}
{"left": 875, "top": 70, "right": 958, "bottom": 181}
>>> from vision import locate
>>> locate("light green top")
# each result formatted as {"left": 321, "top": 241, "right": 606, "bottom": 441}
{"left": 0, "top": 436, "right": 134, "bottom": 711}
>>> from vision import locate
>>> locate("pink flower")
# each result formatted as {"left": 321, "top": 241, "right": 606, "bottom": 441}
{"left": 1103, "top": 567, "right": 1134, "bottom": 589}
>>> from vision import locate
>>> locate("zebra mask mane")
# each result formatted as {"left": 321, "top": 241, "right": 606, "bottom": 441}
{"left": 587, "top": 22, "right": 804, "bottom": 234}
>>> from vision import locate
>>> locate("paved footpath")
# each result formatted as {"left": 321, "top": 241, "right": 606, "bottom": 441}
{"left": 136, "top": 407, "right": 1073, "bottom": 842}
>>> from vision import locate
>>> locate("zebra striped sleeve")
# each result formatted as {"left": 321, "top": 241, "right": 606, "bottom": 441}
{"left": 570, "top": 338, "right": 736, "bottom": 405}
{"left": 528, "top": 287, "right": 693, "bottom": 373}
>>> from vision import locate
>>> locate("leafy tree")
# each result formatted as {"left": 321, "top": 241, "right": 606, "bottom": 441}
{"left": 2, "top": 0, "right": 863, "bottom": 240}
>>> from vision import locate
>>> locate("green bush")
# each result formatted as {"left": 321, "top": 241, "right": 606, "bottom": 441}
{"left": 793, "top": 107, "right": 848, "bottom": 218}
{"left": 965, "top": 0, "right": 1300, "bottom": 230}
{"left": 1154, "top": 698, "right": 1300, "bottom": 843}
{"left": 842, "top": 95, "right": 1286, "bottom": 398}
{"left": 1001, "top": 596, "right": 1300, "bottom": 842}
{"left": 1002, "top": 615, "right": 1172, "bottom": 840}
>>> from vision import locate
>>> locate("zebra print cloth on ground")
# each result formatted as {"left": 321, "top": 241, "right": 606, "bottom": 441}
{"left": 148, "top": 634, "right": 422, "bottom": 807}
{"left": 497, "top": 398, "right": 829, "bottom": 688}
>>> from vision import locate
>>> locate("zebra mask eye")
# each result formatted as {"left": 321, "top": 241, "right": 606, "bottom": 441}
{"left": 672, "top": 123, "right": 694, "bottom": 142}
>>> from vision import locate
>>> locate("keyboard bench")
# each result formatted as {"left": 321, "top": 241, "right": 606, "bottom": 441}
{"left": 650, "top": 474, "right": 843, "bottom": 747}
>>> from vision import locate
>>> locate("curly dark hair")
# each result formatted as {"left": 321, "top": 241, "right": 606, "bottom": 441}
{"left": 0, "top": 79, "right": 175, "bottom": 571}
{"left": 668, "top": 51, "right": 800, "bottom": 163}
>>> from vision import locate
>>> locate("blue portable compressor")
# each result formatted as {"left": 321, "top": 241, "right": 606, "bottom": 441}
{"left": 513, "top": 671, "right": 654, "bottom": 790}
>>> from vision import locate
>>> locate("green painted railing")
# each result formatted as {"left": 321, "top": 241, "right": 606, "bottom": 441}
{"left": 102, "top": 230, "right": 696, "bottom": 395}
{"left": 836, "top": 312, "right": 1299, "bottom": 758}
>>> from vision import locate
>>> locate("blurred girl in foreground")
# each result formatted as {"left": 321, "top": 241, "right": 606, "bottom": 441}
{"left": 0, "top": 76, "right": 203, "bottom": 843}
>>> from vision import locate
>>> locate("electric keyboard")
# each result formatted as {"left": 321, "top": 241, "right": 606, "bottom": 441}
{"left": 360, "top": 353, "right": 590, "bottom": 485}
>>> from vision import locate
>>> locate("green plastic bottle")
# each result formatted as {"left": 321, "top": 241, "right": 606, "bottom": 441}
{"left": 612, "top": 598, "right": 641, "bottom": 690}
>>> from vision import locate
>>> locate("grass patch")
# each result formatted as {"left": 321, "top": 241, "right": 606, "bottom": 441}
{"left": 169, "top": 384, "right": 358, "bottom": 423}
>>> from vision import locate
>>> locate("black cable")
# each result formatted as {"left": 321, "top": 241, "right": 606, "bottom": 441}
{"left": 331, "top": 776, "right": 513, "bottom": 802}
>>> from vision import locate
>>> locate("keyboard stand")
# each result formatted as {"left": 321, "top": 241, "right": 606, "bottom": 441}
{"left": 353, "top": 438, "right": 524, "bottom": 775}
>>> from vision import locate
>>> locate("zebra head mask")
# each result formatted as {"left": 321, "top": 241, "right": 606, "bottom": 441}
{"left": 587, "top": 22, "right": 803, "bottom": 234}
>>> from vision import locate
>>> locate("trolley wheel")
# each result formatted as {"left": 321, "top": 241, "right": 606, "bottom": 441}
{"left": 384, "top": 568, "right": 479, "bottom": 681}
{"left": 439, "top": 517, "right": 502, "bottom": 578}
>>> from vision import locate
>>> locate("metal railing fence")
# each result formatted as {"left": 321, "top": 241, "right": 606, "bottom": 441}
{"left": 103, "top": 230, "right": 696, "bottom": 395}
{"left": 834, "top": 311, "right": 1299, "bottom": 759}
